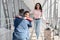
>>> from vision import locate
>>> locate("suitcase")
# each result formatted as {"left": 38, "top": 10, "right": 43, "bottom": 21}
{"left": 44, "top": 28, "right": 51, "bottom": 40}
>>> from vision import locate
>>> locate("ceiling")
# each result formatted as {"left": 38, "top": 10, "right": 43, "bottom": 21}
{"left": 32, "top": 0, "right": 45, "bottom": 6}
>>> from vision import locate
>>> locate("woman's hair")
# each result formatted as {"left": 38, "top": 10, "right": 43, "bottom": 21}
{"left": 35, "top": 3, "right": 42, "bottom": 12}
{"left": 19, "top": 9, "right": 24, "bottom": 16}
{"left": 23, "top": 11, "right": 29, "bottom": 16}
{"left": 19, "top": 9, "right": 24, "bottom": 13}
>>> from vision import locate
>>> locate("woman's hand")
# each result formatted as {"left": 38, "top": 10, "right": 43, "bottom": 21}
{"left": 16, "top": 15, "right": 22, "bottom": 18}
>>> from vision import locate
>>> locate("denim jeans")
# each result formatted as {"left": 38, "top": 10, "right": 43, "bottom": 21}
{"left": 13, "top": 32, "right": 29, "bottom": 40}
{"left": 13, "top": 38, "right": 29, "bottom": 40}
{"left": 34, "top": 19, "right": 40, "bottom": 39}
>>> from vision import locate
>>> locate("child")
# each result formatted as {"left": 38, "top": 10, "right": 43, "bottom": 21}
{"left": 13, "top": 11, "right": 33, "bottom": 40}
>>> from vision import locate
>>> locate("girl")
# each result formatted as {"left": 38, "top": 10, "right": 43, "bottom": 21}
{"left": 31, "top": 3, "right": 42, "bottom": 40}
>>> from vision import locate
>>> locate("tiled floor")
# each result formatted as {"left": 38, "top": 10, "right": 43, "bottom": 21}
{"left": 29, "top": 21, "right": 60, "bottom": 40}
{"left": 29, "top": 27, "right": 60, "bottom": 40}
{"left": 0, "top": 22, "right": 60, "bottom": 40}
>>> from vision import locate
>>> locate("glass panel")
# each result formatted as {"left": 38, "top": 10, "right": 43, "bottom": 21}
{"left": 1, "top": 0, "right": 6, "bottom": 28}
{"left": 14, "top": 0, "right": 19, "bottom": 15}
{"left": 0, "top": 0, "right": 2, "bottom": 27}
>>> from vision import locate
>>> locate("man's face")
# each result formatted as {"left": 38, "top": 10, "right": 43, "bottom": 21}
{"left": 25, "top": 13, "right": 30, "bottom": 17}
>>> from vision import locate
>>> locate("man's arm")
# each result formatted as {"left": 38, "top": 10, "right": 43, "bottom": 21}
{"left": 28, "top": 21, "right": 32, "bottom": 27}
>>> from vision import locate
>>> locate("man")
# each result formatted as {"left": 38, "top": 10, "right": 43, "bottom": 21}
{"left": 13, "top": 11, "right": 33, "bottom": 40}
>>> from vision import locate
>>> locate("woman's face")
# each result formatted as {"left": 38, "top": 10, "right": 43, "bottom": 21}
{"left": 36, "top": 4, "right": 40, "bottom": 9}
{"left": 25, "top": 13, "right": 30, "bottom": 17}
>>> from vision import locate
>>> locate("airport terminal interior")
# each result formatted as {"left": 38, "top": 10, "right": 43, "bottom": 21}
{"left": 0, "top": 0, "right": 60, "bottom": 40}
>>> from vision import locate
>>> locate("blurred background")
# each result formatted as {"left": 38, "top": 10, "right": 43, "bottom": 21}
{"left": 0, "top": 0, "right": 60, "bottom": 40}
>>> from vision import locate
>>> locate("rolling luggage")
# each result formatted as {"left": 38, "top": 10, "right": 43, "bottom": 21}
{"left": 44, "top": 28, "right": 51, "bottom": 40}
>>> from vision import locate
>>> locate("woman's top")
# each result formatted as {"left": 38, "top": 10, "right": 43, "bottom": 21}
{"left": 31, "top": 10, "right": 42, "bottom": 19}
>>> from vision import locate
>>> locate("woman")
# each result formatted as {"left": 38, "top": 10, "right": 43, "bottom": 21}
{"left": 13, "top": 11, "right": 33, "bottom": 40}
{"left": 31, "top": 3, "right": 42, "bottom": 40}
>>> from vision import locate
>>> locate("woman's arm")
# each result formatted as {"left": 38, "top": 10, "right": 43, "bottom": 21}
{"left": 16, "top": 15, "right": 33, "bottom": 21}
{"left": 15, "top": 15, "right": 22, "bottom": 18}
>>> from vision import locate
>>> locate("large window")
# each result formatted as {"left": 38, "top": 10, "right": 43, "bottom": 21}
{"left": 1, "top": 0, "right": 31, "bottom": 29}
{"left": 1, "top": 0, "right": 14, "bottom": 29}
{"left": 0, "top": 0, "right": 1, "bottom": 27}
{"left": 1, "top": 0, "right": 6, "bottom": 28}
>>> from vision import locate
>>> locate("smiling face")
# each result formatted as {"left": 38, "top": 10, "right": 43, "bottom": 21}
{"left": 35, "top": 3, "right": 42, "bottom": 12}
{"left": 36, "top": 4, "right": 40, "bottom": 10}
{"left": 25, "top": 13, "right": 30, "bottom": 17}
{"left": 23, "top": 11, "right": 30, "bottom": 18}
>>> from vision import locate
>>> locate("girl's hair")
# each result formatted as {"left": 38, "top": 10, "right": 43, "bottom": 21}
{"left": 35, "top": 3, "right": 42, "bottom": 12}
{"left": 23, "top": 11, "right": 29, "bottom": 16}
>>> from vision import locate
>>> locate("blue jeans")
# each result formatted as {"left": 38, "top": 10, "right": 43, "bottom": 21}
{"left": 34, "top": 19, "right": 40, "bottom": 39}
{"left": 13, "top": 32, "right": 29, "bottom": 40}
{"left": 13, "top": 38, "right": 29, "bottom": 40}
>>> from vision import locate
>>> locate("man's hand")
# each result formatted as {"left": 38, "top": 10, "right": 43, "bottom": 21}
{"left": 26, "top": 17, "right": 33, "bottom": 21}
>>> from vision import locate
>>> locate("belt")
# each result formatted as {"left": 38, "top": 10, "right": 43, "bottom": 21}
{"left": 34, "top": 18, "right": 40, "bottom": 20}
